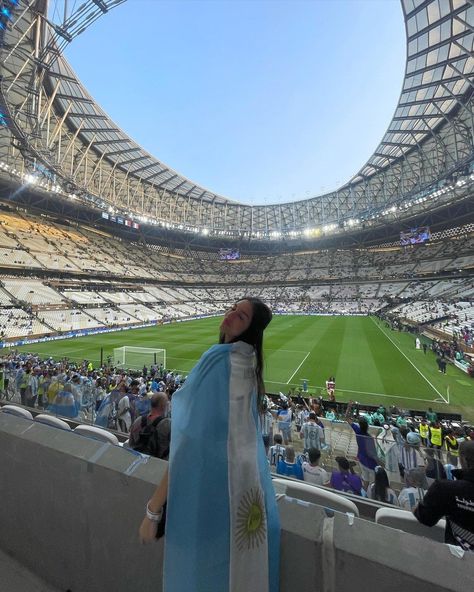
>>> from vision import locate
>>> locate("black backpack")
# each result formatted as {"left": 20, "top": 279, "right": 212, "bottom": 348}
{"left": 132, "top": 416, "right": 170, "bottom": 459}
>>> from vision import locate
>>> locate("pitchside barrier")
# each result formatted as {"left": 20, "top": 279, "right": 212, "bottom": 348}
{"left": 267, "top": 393, "right": 463, "bottom": 423}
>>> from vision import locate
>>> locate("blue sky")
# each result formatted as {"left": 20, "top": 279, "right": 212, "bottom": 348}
{"left": 65, "top": 0, "right": 406, "bottom": 205}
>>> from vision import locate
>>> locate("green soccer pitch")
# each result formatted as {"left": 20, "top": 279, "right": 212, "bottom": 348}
{"left": 12, "top": 315, "right": 474, "bottom": 420}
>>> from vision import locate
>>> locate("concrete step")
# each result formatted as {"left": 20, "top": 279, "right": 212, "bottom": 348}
{"left": 0, "top": 548, "right": 60, "bottom": 592}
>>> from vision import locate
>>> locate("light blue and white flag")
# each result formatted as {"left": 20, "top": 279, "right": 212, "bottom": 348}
{"left": 164, "top": 341, "right": 280, "bottom": 592}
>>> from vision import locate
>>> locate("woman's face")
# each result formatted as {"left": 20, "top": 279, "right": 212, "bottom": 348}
{"left": 220, "top": 300, "right": 253, "bottom": 343}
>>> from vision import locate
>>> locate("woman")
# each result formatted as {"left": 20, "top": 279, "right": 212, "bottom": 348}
{"left": 367, "top": 466, "right": 399, "bottom": 506}
{"left": 330, "top": 456, "right": 363, "bottom": 496}
{"left": 139, "top": 298, "right": 280, "bottom": 592}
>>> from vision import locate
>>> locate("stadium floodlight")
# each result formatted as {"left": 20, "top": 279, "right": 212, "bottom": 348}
{"left": 24, "top": 174, "right": 37, "bottom": 185}
{"left": 113, "top": 346, "right": 166, "bottom": 371}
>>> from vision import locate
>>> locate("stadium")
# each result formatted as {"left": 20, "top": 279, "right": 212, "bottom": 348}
{"left": 0, "top": 0, "right": 473, "bottom": 590}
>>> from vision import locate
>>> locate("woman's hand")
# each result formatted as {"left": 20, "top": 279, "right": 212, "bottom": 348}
{"left": 139, "top": 468, "right": 168, "bottom": 544}
{"left": 139, "top": 515, "right": 159, "bottom": 544}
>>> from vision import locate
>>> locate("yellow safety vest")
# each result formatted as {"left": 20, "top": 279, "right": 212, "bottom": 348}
{"left": 445, "top": 436, "right": 459, "bottom": 456}
{"left": 430, "top": 427, "right": 442, "bottom": 447}
{"left": 419, "top": 423, "right": 429, "bottom": 439}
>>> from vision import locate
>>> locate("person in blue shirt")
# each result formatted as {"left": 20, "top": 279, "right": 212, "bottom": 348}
{"left": 277, "top": 446, "right": 303, "bottom": 480}
{"left": 135, "top": 390, "right": 152, "bottom": 417}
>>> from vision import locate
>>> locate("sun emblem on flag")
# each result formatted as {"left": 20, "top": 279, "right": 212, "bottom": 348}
{"left": 235, "top": 487, "right": 267, "bottom": 550}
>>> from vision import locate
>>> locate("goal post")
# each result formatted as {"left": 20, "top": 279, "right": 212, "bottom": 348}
{"left": 113, "top": 346, "right": 166, "bottom": 370}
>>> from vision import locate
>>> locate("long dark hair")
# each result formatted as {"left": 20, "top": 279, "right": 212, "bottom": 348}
{"left": 373, "top": 466, "right": 390, "bottom": 502}
{"left": 220, "top": 297, "right": 272, "bottom": 409}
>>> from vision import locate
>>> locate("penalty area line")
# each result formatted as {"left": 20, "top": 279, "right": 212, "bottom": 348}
{"left": 285, "top": 352, "right": 311, "bottom": 385}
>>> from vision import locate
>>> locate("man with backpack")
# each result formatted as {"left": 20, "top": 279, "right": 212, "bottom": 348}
{"left": 129, "top": 393, "right": 171, "bottom": 460}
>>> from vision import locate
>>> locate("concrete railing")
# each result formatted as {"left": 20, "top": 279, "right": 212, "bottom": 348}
{"left": 0, "top": 413, "right": 473, "bottom": 592}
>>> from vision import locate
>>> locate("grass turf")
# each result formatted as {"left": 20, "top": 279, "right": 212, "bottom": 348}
{"left": 12, "top": 315, "right": 474, "bottom": 421}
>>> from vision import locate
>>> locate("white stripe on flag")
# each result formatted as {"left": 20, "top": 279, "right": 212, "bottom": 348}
{"left": 228, "top": 343, "right": 269, "bottom": 592}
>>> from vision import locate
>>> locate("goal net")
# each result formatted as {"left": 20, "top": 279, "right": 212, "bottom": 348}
{"left": 113, "top": 346, "right": 166, "bottom": 370}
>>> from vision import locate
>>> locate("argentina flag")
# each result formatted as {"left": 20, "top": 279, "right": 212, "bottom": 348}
{"left": 164, "top": 341, "right": 280, "bottom": 592}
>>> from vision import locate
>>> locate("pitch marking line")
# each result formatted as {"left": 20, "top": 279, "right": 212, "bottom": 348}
{"left": 331, "top": 388, "right": 437, "bottom": 404}
{"left": 266, "top": 348, "right": 309, "bottom": 354}
{"left": 286, "top": 352, "right": 311, "bottom": 385}
{"left": 169, "top": 357, "right": 201, "bottom": 363}
{"left": 265, "top": 381, "right": 436, "bottom": 403}
{"left": 370, "top": 317, "right": 448, "bottom": 404}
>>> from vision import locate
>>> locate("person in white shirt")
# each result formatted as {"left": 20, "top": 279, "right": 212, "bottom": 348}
{"left": 138, "top": 378, "right": 147, "bottom": 396}
{"left": 302, "top": 448, "right": 330, "bottom": 486}
{"left": 300, "top": 412, "right": 324, "bottom": 452}
{"left": 277, "top": 402, "right": 292, "bottom": 444}
{"left": 295, "top": 406, "right": 307, "bottom": 433}
{"left": 398, "top": 468, "right": 427, "bottom": 511}
{"left": 259, "top": 401, "right": 274, "bottom": 454}
{"left": 117, "top": 392, "right": 132, "bottom": 433}
{"left": 268, "top": 434, "right": 286, "bottom": 468}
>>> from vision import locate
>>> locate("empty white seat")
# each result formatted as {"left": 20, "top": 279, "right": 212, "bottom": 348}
{"left": 1, "top": 405, "right": 33, "bottom": 420}
{"left": 73, "top": 424, "right": 119, "bottom": 445}
{"left": 35, "top": 414, "right": 71, "bottom": 431}
{"left": 375, "top": 507, "right": 446, "bottom": 543}
{"left": 272, "top": 478, "right": 359, "bottom": 517}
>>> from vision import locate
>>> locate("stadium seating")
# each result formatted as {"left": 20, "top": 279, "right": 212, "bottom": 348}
{"left": 61, "top": 290, "right": 108, "bottom": 304}
{"left": 34, "top": 414, "right": 71, "bottom": 431}
{"left": 73, "top": 424, "right": 119, "bottom": 445}
{"left": 0, "top": 208, "right": 471, "bottom": 340}
{"left": 375, "top": 507, "right": 446, "bottom": 543}
{"left": 1, "top": 405, "right": 33, "bottom": 420}
{"left": 39, "top": 309, "right": 102, "bottom": 331}
{"left": 272, "top": 477, "right": 359, "bottom": 516}
{"left": 2, "top": 278, "right": 65, "bottom": 305}
{"left": 0, "top": 308, "right": 50, "bottom": 338}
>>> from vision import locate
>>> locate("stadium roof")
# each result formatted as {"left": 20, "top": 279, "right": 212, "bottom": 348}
{"left": 351, "top": 0, "right": 474, "bottom": 184}
{"left": 0, "top": 0, "right": 473, "bottom": 241}
{"left": 48, "top": 55, "right": 236, "bottom": 205}
{"left": 45, "top": 0, "right": 474, "bottom": 205}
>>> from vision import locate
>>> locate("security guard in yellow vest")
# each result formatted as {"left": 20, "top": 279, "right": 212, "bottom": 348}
{"left": 430, "top": 422, "right": 443, "bottom": 449}
{"left": 419, "top": 419, "right": 430, "bottom": 446}
{"left": 445, "top": 430, "right": 459, "bottom": 466}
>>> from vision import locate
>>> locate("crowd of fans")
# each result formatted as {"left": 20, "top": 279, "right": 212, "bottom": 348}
{"left": 0, "top": 351, "right": 183, "bottom": 430}
{"left": 2, "top": 348, "right": 474, "bottom": 550}
{"left": 263, "top": 396, "right": 473, "bottom": 510}
{"left": 266, "top": 396, "right": 474, "bottom": 549}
